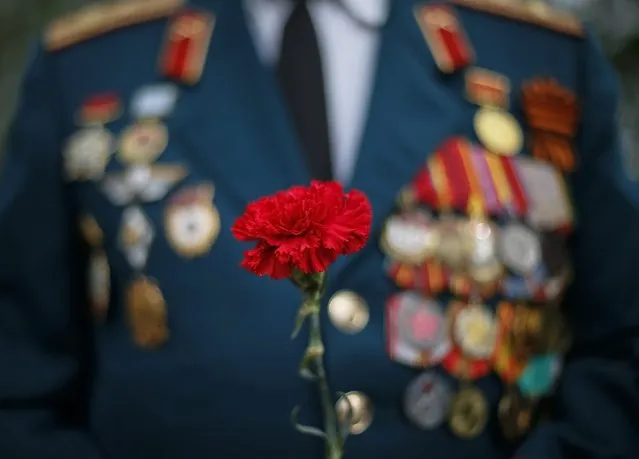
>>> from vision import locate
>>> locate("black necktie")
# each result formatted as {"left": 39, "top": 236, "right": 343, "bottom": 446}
{"left": 277, "top": 0, "right": 333, "bottom": 181}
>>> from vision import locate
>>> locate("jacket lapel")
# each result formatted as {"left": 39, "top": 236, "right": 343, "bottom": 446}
{"left": 169, "top": 0, "right": 309, "bottom": 204}
{"left": 330, "top": 1, "right": 470, "bottom": 280}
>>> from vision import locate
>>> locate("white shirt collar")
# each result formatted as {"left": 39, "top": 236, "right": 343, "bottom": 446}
{"left": 244, "top": 0, "right": 391, "bottom": 26}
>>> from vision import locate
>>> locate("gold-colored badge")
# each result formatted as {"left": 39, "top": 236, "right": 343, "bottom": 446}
{"left": 474, "top": 107, "right": 524, "bottom": 157}
{"left": 452, "top": 303, "right": 498, "bottom": 360}
{"left": 88, "top": 251, "right": 111, "bottom": 321}
{"left": 79, "top": 215, "right": 111, "bottom": 321}
{"left": 448, "top": 385, "right": 488, "bottom": 438}
{"left": 164, "top": 183, "right": 221, "bottom": 258}
{"left": 521, "top": 78, "right": 579, "bottom": 171}
{"left": 126, "top": 276, "right": 169, "bottom": 349}
{"left": 117, "top": 119, "right": 169, "bottom": 165}
{"left": 498, "top": 388, "right": 536, "bottom": 440}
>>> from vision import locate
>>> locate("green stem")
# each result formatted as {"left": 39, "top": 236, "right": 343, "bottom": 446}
{"left": 307, "top": 273, "right": 343, "bottom": 459}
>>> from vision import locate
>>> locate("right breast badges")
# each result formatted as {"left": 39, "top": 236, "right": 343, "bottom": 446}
{"left": 382, "top": 136, "right": 573, "bottom": 441}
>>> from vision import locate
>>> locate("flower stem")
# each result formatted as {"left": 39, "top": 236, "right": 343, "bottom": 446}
{"left": 305, "top": 273, "right": 343, "bottom": 459}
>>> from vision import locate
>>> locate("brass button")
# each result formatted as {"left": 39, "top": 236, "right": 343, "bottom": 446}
{"left": 336, "top": 391, "right": 373, "bottom": 435}
{"left": 328, "top": 291, "right": 369, "bottom": 334}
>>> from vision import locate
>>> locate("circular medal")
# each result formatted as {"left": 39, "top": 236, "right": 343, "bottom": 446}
{"left": 404, "top": 372, "right": 453, "bottom": 430}
{"left": 453, "top": 304, "right": 498, "bottom": 359}
{"left": 165, "top": 185, "right": 221, "bottom": 258}
{"left": 396, "top": 292, "right": 450, "bottom": 360}
{"left": 63, "top": 126, "right": 115, "bottom": 181}
{"left": 118, "top": 119, "right": 169, "bottom": 165}
{"left": 498, "top": 389, "right": 536, "bottom": 440}
{"left": 380, "top": 210, "right": 440, "bottom": 265}
{"left": 436, "top": 216, "right": 466, "bottom": 271}
{"left": 474, "top": 107, "right": 523, "bottom": 156}
{"left": 126, "top": 276, "right": 169, "bottom": 349}
{"left": 499, "top": 223, "right": 542, "bottom": 275}
{"left": 462, "top": 219, "right": 503, "bottom": 284}
{"left": 448, "top": 386, "right": 488, "bottom": 438}
{"left": 518, "top": 354, "right": 562, "bottom": 398}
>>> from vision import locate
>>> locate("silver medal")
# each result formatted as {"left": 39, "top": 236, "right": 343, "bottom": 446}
{"left": 102, "top": 165, "right": 187, "bottom": 206}
{"left": 118, "top": 206, "right": 155, "bottom": 271}
{"left": 63, "top": 127, "right": 114, "bottom": 181}
{"left": 403, "top": 372, "right": 452, "bottom": 430}
{"left": 499, "top": 223, "right": 541, "bottom": 275}
{"left": 380, "top": 210, "right": 440, "bottom": 264}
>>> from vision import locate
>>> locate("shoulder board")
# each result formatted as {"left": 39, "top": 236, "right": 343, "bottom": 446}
{"left": 44, "top": 0, "right": 185, "bottom": 52}
{"left": 451, "top": 0, "right": 585, "bottom": 38}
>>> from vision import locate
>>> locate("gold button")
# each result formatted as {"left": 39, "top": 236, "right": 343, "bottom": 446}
{"left": 336, "top": 391, "right": 373, "bottom": 435}
{"left": 328, "top": 291, "right": 369, "bottom": 334}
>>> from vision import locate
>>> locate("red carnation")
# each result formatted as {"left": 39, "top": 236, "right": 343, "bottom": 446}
{"left": 231, "top": 180, "right": 372, "bottom": 279}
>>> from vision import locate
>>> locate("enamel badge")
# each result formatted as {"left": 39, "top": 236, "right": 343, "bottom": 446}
{"left": 117, "top": 119, "right": 169, "bottom": 165}
{"left": 414, "top": 5, "right": 474, "bottom": 73}
{"left": 164, "top": 183, "right": 220, "bottom": 258}
{"left": 386, "top": 292, "right": 450, "bottom": 368}
{"left": 159, "top": 9, "right": 216, "bottom": 85}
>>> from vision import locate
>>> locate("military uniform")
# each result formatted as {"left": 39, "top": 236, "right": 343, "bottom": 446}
{"left": 1, "top": 0, "right": 638, "bottom": 458}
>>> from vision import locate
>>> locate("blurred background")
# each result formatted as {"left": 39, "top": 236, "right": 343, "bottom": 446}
{"left": 1, "top": 0, "right": 638, "bottom": 174}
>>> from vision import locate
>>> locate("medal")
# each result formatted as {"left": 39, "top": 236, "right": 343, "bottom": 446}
{"left": 380, "top": 210, "right": 440, "bottom": 265}
{"left": 118, "top": 206, "right": 155, "bottom": 271}
{"left": 164, "top": 183, "right": 221, "bottom": 258}
{"left": 510, "top": 305, "right": 545, "bottom": 358}
{"left": 435, "top": 216, "right": 466, "bottom": 271}
{"left": 448, "top": 385, "right": 488, "bottom": 438}
{"left": 63, "top": 126, "right": 115, "bottom": 181}
{"left": 387, "top": 292, "right": 450, "bottom": 368}
{"left": 117, "top": 119, "right": 169, "bottom": 165}
{"left": 79, "top": 214, "right": 104, "bottom": 248}
{"left": 403, "top": 372, "right": 453, "bottom": 430}
{"left": 102, "top": 164, "right": 187, "bottom": 206}
{"left": 498, "top": 222, "right": 542, "bottom": 275}
{"left": 126, "top": 276, "right": 169, "bottom": 349}
{"left": 518, "top": 354, "right": 562, "bottom": 398}
{"left": 498, "top": 388, "right": 536, "bottom": 440}
{"left": 88, "top": 250, "right": 110, "bottom": 321}
{"left": 474, "top": 107, "right": 523, "bottom": 157}
{"left": 461, "top": 218, "right": 503, "bottom": 284}
{"left": 452, "top": 303, "right": 498, "bottom": 360}
{"left": 130, "top": 84, "right": 179, "bottom": 119}
{"left": 77, "top": 93, "right": 122, "bottom": 125}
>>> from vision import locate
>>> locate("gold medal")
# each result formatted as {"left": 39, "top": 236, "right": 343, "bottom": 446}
{"left": 164, "top": 184, "right": 221, "bottom": 258}
{"left": 79, "top": 214, "right": 104, "bottom": 248}
{"left": 452, "top": 303, "right": 498, "bottom": 360}
{"left": 126, "top": 276, "right": 169, "bottom": 349}
{"left": 448, "top": 385, "right": 488, "bottom": 438}
{"left": 118, "top": 119, "right": 169, "bottom": 165}
{"left": 474, "top": 107, "right": 523, "bottom": 156}
{"left": 498, "top": 389, "right": 536, "bottom": 440}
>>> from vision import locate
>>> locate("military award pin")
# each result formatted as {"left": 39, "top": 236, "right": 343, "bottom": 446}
{"left": 164, "top": 183, "right": 221, "bottom": 258}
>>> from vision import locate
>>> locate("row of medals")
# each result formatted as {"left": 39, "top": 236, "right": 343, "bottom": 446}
{"left": 380, "top": 184, "right": 571, "bottom": 440}
{"left": 69, "top": 86, "right": 219, "bottom": 350}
